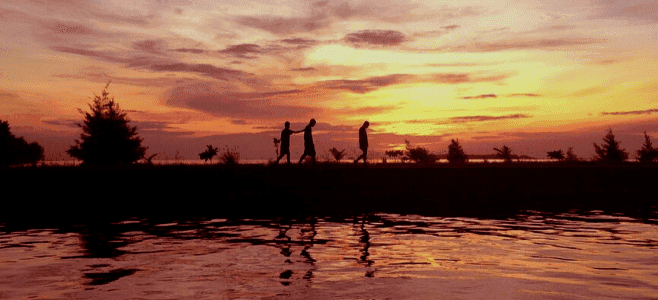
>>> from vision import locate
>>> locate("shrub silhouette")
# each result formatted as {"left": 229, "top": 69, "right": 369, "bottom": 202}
{"left": 0, "top": 119, "right": 44, "bottom": 166}
{"left": 447, "top": 139, "right": 468, "bottom": 163}
{"left": 593, "top": 128, "right": 628, "bottom": 163}
{"left": 199, "top": 145, "right": 219, "bottom": 163}
{"left": 67, "top": 83, "right": 146, "bottom": 166}
{"left": 494, "top": 145, "right": 513, "bottom": 163}
{"left": 219, "top": 146, "right": 240, "bottom": 165}
{"left": 329, "top": 147, "right": 346, "bottom": 162}
{"left": 404, "top": 140, "right": 437, "bottom": 164}
{"left": 547, "top": 150, "right": 565, "bottom": 160}
{"left": 636, "top": 131, "right": 658, "bottom": 164}
{"left": 385, "top": 150, "right": 404, "bottom": 163}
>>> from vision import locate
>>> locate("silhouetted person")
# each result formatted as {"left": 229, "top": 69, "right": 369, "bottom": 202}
{"left": 354, "top": 121, "right": 369, "bottom": 164}
{"left": 297, "top": 119, "right": 317, "bottom": 164}
{"left": 276, "top": 121, "right": 297, "bottom": 164}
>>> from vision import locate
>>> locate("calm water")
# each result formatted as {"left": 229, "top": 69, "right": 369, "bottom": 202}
{"left": 1, "top": 211, "right": 657, "bottom": 299}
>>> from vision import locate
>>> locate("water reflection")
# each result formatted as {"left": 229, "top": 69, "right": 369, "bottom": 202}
{"left": 0, "top": 210, "right": 657, "bottom": 299}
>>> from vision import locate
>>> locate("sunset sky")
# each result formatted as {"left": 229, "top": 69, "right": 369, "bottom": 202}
{"left": 1, "top": 0, "right": 657, "bottom": 161}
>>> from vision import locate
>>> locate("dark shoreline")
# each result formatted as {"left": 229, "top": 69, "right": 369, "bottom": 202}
{"left": 2, "top": 162, "right": 657, "bottom": 225}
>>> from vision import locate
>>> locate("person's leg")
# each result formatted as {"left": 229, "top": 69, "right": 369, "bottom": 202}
{"left": 286, "top": 153, "right": 290, "bottom": 164}
{"left": 299, "top": 151, "right": 307, "bottom": 163}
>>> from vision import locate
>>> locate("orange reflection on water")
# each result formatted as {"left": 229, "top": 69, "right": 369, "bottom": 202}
{"left": 0, "top": 211, "right": 656, "bottom": 299}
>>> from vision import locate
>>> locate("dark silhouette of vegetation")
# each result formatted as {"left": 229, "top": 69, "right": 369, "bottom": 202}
{"left": 0, "top": 119, "right": 44, "bottom": 166}
{"left": 593, "top": 128, "right": 628, "bottom": 163}
{"left": 273, "top": 138, "right": 281, "bottom": 158}
{"left": 404, "top": 140, "right": 438, "bottom": 164}
{"left": 565, "top": 147, "right": 579, "bottom": 162}
{"left": 219, "top": 146, "right": 240, "bottom": 165}
{"left": 547, "top": 150, "right": 565, "bottom": 160}
{"left": 329, "top": 147, "right": 346, "bottom": 162}
{"left": 67, "top": 83, "right": 146, "bottom": 166}
{"left": 636, "top": 131, "right": 658, "bottom": 163}
{"left": 447, "top": 139, "right": 468, "bottom": 163}
{"left": 385, "top": 150, "right": 404, "bottom": 163}
{"left": 141, "top": 153, "right": 158, "bottom": 165}
{"left": 494, "top": 145, "right": 513, "bottom": 163}
{"left": 199, "top": 145, "right": 219, "bottom": 163}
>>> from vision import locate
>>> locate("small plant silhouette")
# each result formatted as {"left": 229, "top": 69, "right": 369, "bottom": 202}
{"left": 547, "top": 150, "right": 565, "bottom": 160}
{"left": 329, "top": 147, "right": 346, "bottom": 162}
{"left": 385, "top": 150, "right": 404, "bottom": 163}
{"left": 67, "top": 83, "right": 146, "bottom": 166}
{"left": 593, "top": 128, "right": 628, "bottom": 163}
{"left": 494, "top": 145, "right": 513, "bottom": 163}
{"left": 142, "top": 153, "right": 158, "bottom": 165}
{"left": 447, "top": 139, "right": 468, "bottom": 163}
{"left": 404, "top": 140, "right": 437, "bottom": 164}
{"left": 219, "top": 145, "right": 240, "bottom": 165}
{"left": 636, "top": 131, "right": 658, "bottom": 164}
{"left": 199, "top": 145, "right": 219, "bottom": 163}
{"left": 273, "top": 138, "right": 281, "bottom": 158}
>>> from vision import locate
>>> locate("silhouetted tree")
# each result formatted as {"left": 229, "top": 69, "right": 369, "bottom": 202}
{"left": 494, "top": 145, "right": 513, "bottom": 163}
{"left": 404, "top": 140, "right": 437, "bottom": 164}
{"left": 593, "top": 128, "right": 628, "bottom": 163}
{"left": 636, "top": 131, "right": 658, "bottom": 163}
{"left": 199, "top": 145, "right": 219, "bottom": 163}
{"left": 565, "top": 147, "right": 579, "bottom": 162}
{"left": 447, "top": 139, "right": 468, "bottom": 163}
{"left": 329, "top": 147, "right": 346, "bottom": 162}
{"left": 547, "top": 150, "right": 565, "bottom": 160}
{"left": 67, "top": 83, "right": 146, "bottom": 166}
{"left": 0, "top": 119, "right": 44, "bottom": 166}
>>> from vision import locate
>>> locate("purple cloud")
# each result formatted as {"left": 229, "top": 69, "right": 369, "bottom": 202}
{"left": 601, "top": 109, "right": 658, "bottom": 116}
{"left": 450, "top": 114, "right": 531, "bottom": 123}
{"left": 345, "top": 30, "right": 407, "bottom": 46}
{"left": 219, "top": 44, "right": 262, "bottom": 59}
{"left": 461, "top": 94, "right": 497, "bottom": 100}
{"left": 323, "top": 74, "right": 414, "bottom": 93}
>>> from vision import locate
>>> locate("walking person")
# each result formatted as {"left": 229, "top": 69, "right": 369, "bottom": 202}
{"left": 275, "top": 121, "right": 297, "bottom": 164}
{"left": 298, "top": 119, "right": 317, "bottom": 164}
{"left": 354, "top": 121, "right": 369, "bottom": 164}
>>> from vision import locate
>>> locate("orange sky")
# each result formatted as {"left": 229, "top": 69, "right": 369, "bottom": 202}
{"left": 1, "top": 0, "right": 657, "bottom": 161}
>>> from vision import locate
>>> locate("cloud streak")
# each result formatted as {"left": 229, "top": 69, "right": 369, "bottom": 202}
{"left": 345, "top": 30, "right": 407, "bottom": 47}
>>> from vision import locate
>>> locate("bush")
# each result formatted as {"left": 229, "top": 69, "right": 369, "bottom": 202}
{"left": 0, "top": 120, "right": 44, "bottom": 166}
{"left": 67, "top": 83, "right": 146, "bottom": 166}
{"left": 199, "top": 145, "right": 219, "bottom": 163}
{"left": 404, "top": 140, "right": 438, "bottom": 164}
{"left": 547, "top": 150, "right": 564, "bottom": 160}
{"left": 593, "top": 128, "right": 628, "bottom": 163}
{"left": 494, "top": 145, "right": 513, "bottom": 163}
{"left": 329, "top": 147, "right": 346, "bottom": 162}
{"left": 447, "top": 139, "right": 468, "bottom": 163}
{"left": 219, "top": 146, "right": 240, "bottom": 165}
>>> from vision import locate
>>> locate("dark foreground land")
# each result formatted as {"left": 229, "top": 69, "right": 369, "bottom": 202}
{"left": 2, "top": 163, "right": 657, "bottom": 224}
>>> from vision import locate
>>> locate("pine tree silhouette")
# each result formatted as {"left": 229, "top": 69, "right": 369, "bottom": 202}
{"left": 636, "top": 131, "right": 657, "bottom": 163}
{"left": 447, "top": 139, "right": 468, "bottom": 163}
{"left": 593, "top": 128, "right": 628, "bottom": 163}
{"left": 67, "top": 83, "right": 146, "bottom": 166}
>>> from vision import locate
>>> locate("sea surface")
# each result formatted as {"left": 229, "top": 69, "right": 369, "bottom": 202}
{"left": 1, "top": 210, "right": 657, "bottom": 299}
